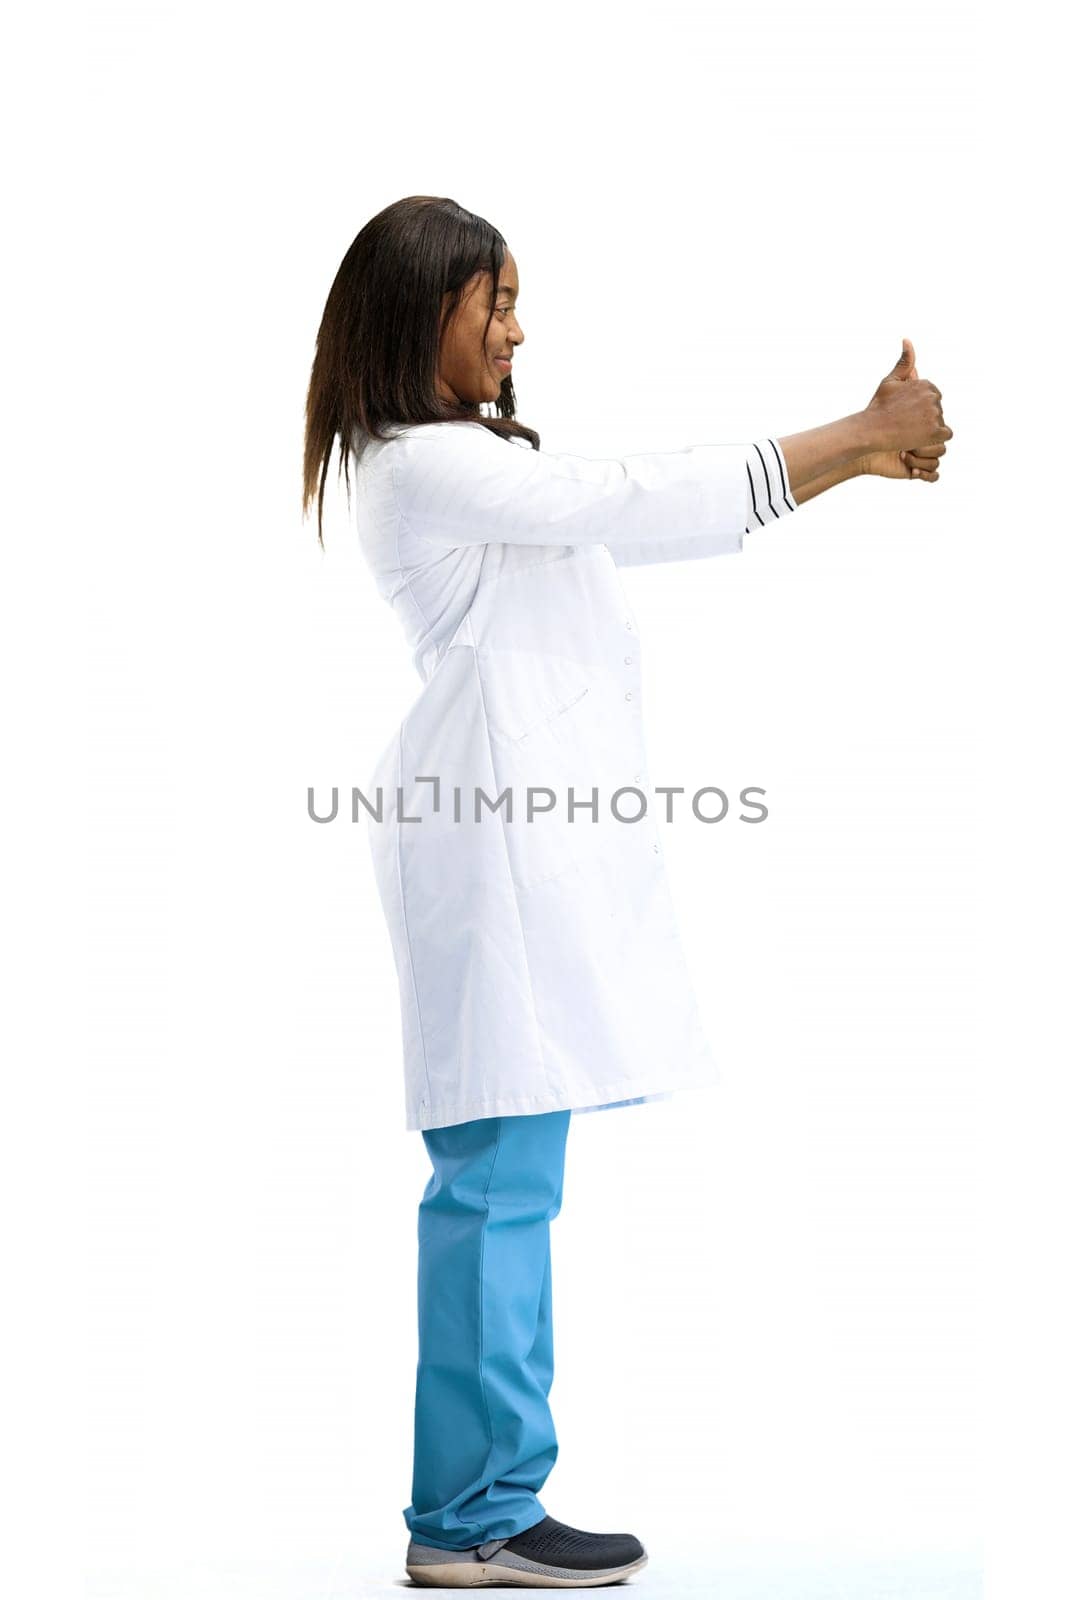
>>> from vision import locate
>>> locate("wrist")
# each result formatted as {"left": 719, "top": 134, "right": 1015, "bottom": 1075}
{"left": 778, "top": 411, "right": 880, "bottom": 493}
{"left": 844, "top": 409, "right": 881, "bottom": 458}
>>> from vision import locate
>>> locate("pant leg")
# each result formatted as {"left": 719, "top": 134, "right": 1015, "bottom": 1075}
{"left": 403, "top": 1109, "right": 571, "bottom": 1550}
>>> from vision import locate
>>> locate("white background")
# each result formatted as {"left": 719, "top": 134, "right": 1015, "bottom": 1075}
{"left": 3, "top": 3, "right": 1063, "bottom": 1598}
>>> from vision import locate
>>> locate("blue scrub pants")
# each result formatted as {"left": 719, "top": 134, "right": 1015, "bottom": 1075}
{"left": 403, "top": 1109, "right": 572, "bottom": 1550}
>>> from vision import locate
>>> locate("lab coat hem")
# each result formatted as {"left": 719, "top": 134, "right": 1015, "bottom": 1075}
{"left": 405, "top": 1069, "right": 718, "bottom": 1132}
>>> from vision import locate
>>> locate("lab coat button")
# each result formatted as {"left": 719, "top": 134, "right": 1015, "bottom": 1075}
{"left": 653, "top": 843, "right": 660, "bottom": 853}
{"left": 624, "top": 619, "right": 633, "bottom": 630}
{"left": 624, "top": 691, "right": 633, "bottom": 701}
{"left": 624, "top": 655, "right": 633, "bottom": 665}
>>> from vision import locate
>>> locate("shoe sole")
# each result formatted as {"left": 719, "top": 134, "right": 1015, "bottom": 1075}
{"left": 406, "top": 1549, "right": 649, "bottom": 1587}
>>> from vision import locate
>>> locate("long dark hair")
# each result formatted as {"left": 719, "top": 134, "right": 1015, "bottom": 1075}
{"left": 303, "top": 195, "right": 540, "bottom": 547}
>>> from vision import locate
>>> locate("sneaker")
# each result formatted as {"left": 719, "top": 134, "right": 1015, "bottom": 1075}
{"left": 405, "top": 1512, "right": 648, "bottom": 1587}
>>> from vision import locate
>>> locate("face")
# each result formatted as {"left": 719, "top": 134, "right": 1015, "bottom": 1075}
{"left": 436, "top": 249, "right": 524, "bottom": 405}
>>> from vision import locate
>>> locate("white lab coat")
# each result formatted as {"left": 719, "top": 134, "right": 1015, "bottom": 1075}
{"left": 355, "top": 419, "right": 796, "bottom": 1131}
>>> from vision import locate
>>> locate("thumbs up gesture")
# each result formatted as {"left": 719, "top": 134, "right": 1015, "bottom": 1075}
{"left": 860, "top": 338, "right": 953, "bottom": 481}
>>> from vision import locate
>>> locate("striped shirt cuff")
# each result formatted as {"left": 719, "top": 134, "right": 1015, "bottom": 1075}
{"left": 744, "top": 438, "right": 797, "bottom": 533}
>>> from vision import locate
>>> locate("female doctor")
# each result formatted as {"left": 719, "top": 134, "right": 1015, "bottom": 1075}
{"left": 302, "top": 195, "right": 952, "bottom": 1589}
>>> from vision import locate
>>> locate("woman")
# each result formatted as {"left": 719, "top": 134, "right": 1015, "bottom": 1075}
{"left": 302, "top": 195, "right": 951, "bottom": 1588}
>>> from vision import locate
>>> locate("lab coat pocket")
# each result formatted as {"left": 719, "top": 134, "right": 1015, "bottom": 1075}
{"left": 476, "top": 647, "right": 591, "bottom": 744}
{"left": 476, "top": 652, "right": 597, "bottom": 891}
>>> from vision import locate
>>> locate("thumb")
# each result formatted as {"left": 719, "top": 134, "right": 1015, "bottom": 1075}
{"left": 893, "top": 336, "right": 918, "bottom": 380}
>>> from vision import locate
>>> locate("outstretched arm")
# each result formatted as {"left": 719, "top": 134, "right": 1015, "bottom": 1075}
{"left": 389, "top": 345, "right": 949, "bottom": 562}
{"left": 392, "top": 421, "right": 771, "bottom": 561}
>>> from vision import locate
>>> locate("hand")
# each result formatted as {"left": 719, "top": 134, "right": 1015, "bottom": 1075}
{"left": 861, "top": 440, "right": 946, "bottom": 481}
{"left": 861, "top": 338, "right": 953, "bottom": 457}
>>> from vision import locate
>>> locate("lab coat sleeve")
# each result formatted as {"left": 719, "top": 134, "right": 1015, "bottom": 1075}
{"left": 390, "top": 421, "right": 795, "bottom": 559}
{"left": 606, "top": 438, "right": 798, "bottom": 566}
